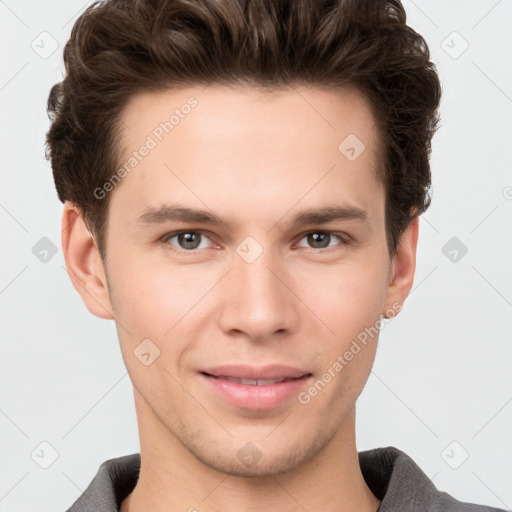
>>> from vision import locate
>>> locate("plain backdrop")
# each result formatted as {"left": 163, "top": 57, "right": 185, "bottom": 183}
{"left": 1, "top": 1, "right": 511, "bottom": 510}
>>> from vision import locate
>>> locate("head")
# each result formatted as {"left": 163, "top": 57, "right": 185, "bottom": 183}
{"left": 46, "top": 0, "right": 441, "bottom": 477}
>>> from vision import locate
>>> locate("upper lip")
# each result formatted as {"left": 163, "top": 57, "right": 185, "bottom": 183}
{"left": 200, "top": 364, "right": 311, "bottom": 380}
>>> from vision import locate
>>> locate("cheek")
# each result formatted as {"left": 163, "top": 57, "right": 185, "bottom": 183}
{"left": 301, "top": 272, "right": 384, "bottom": 410}
{"left": 297, "top": 260, "right": 387, "bottom": 334}
{"left": 292, "top": 258, "right": 387, "bottom": 397}
{"left": 108, "top": 255, "right": 221, "bottom": 374}
{"left": 109, "top": 255, "right": 212, "bottom": 331}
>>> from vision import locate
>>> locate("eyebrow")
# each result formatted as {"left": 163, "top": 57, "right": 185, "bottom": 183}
{"left": 136, "top": 204, "right": 370, "bottom": 230}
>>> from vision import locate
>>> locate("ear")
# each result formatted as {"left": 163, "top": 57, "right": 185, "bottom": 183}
{"left": 382, "top": 216, "right": 419, "bottom": 318}
{"left": 61, "top": 202, "right": 114, "bottom": 320}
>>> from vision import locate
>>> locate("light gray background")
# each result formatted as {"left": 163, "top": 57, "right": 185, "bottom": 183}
{"left": 1, "top": 1, "right": 511, "bottom": 510}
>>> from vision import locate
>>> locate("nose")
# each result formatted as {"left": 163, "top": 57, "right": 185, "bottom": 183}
{"left": 217, "top": 248, "right": 299, "bottom": 342}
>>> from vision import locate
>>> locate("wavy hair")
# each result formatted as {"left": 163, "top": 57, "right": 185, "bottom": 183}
{"left": 45, "top": 0, "right": 442, "bottom": 260}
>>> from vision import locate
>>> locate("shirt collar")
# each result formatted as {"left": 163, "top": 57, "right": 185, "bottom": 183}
{"left": 67, "top": 446, "right": 441, "bottom": 511}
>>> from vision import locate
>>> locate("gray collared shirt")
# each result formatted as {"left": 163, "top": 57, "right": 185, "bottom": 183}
{"left": 65, "top": 446, "right": 507, "bottom": 511}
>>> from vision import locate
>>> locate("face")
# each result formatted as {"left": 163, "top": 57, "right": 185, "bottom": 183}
{"left": 82, "top": 85, "right": 412, "bottom": 476}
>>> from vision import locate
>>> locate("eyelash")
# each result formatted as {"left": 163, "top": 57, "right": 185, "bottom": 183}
{"left": 161, "top": 230, "right": 350, "bottom": 255}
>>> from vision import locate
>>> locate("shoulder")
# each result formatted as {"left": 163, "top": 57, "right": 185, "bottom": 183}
{"left": 358, "top": 446, "right": 507, "bottom": 512}
{"left": 66, "top": 453, "right": 140, "bottom": 512}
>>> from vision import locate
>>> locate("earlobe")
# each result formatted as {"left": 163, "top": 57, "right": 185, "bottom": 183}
{"left": 61, "top": 202, "right": 114, "bottom": 320}
{"left": 382, "top": 216, "right": 419, "bottom": 318}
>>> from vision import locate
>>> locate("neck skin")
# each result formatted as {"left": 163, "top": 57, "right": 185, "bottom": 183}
{"left": 120, "top": 389, "right": 381, "bottom": 512}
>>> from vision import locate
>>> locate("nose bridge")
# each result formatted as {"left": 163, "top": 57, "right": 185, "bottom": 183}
{"left": 219, "top": 243, "right": 297, "bottom": 339}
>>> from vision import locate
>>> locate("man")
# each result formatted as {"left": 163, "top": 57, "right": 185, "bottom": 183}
{"left": 45, "top": 0, "right": 506, "bottom": 510}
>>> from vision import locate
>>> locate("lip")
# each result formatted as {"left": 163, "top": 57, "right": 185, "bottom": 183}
{"left": 201, "top": 364, "right": 310, "bottom": 380}
{"left": 199, "top": 365, "right": 313, "bottom": 410}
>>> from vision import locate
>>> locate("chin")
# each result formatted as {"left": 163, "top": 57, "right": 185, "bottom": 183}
{"left": 181, "top": 426, "right": 334, "bottom": 478}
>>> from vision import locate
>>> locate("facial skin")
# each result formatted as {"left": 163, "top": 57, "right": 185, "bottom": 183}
{"left": 62, "top": 85, "right": 418, "bottom": 512}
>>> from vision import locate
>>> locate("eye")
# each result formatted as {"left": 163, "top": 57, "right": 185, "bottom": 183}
{"left": 161, "top": 229, "right": 349, "bottom": 254}
{"left": 296, "top": 231, "right": 348, "bottom": 251}
{"left": 163, "top": 230, "right": 215, "bottom": 252}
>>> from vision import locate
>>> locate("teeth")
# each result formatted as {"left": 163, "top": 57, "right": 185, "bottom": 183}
{"left": 224, "top": 377, "right": 288, "bottom": 385}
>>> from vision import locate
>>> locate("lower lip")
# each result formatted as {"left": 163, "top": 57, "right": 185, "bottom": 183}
{"left": 199, "top": 373, "right": 312, "bottom": 410}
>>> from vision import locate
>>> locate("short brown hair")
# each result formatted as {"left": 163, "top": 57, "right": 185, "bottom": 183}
{"left": 45, "top": 0, "right": 441, "bottom": 260}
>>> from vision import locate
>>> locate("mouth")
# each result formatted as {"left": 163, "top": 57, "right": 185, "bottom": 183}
{"left": 198, "top": 365, "right": 313, "bottom": 410}
{"left": 200, "top": 364, "right": 311, "bottom": 380}
{"left": 200, "top": 374, "right": 305, "bottom": 386}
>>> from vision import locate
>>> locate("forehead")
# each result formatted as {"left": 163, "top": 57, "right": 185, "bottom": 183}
{"left": 119, "top": 84, "right": 380, "bottom": 159}
{"left": 112, "top": 84, "right": 384, "bottom": 229}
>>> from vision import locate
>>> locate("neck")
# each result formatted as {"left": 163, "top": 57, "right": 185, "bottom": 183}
{"left": 121, "top": 391, "right": 380, "bottom": 512}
